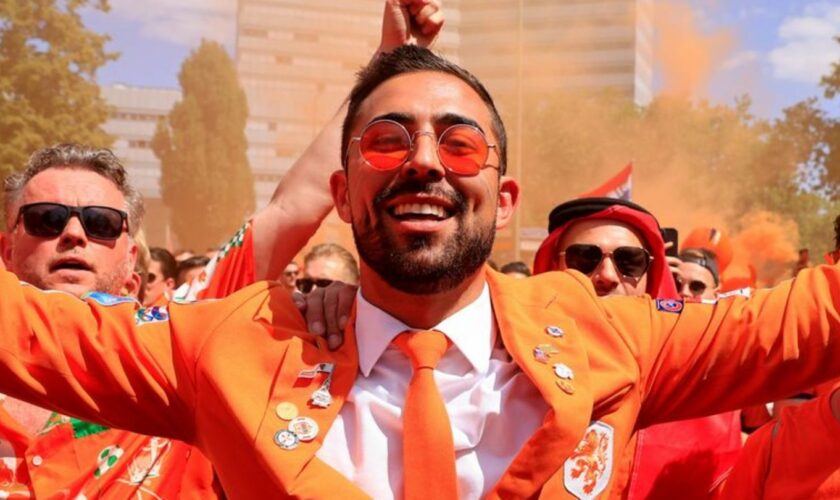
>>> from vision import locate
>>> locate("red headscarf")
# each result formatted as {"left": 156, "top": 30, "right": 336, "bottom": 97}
{"left": 533, "top": 203, "right": 679, "bottom": 300}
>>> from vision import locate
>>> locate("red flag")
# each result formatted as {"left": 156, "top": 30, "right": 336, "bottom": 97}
{"left": 578, "top": 163, "right": 633, "bottom": 200}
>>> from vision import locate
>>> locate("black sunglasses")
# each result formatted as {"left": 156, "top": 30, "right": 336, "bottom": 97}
{"left": 560, "top": 244, "right": 652, "bottom": 279}
{"left": 16, "top": 203, "right": 128, "bottom": 241}
{"left": 674, "top": 275, "right": 708, "bottom": 297}
{"left": 146, "top": 272, "right": 158, "bottom": 284}
{"left": 296, "top": 277, "right": 333, "bottom": 294}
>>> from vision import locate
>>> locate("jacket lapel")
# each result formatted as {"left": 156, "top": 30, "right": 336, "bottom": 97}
{"left": 485, "top": 270, "right": 594, "bottom": 498}
{"left": 253, "top": 298, "right": 368, "bottom": 498}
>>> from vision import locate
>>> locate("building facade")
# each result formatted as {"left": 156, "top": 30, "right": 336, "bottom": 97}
{"left": 101, "top": 84, "right": 180, "bottom": 247}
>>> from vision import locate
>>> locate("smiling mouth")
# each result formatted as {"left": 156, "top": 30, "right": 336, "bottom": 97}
{"left": 388, "top": 203, "right": 453, "bottom": 221}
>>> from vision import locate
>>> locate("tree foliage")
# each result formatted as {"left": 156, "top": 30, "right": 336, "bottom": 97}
{"left": 516, "top": 80, "right": 840, "bottom": 257}
{"left": 0, "top": 0, "right": 115, "bottom": 184}
{"left": 152, "top": 40, "right": 254, "bottom": 251}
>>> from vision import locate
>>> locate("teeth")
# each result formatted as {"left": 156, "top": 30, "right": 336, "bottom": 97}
{"left": 393, "top": 203, "right": 447, "bottom": 218}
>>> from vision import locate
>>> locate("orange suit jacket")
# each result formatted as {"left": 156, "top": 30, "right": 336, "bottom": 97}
{"left": 1, "top": 265, "right": 840, "bottom": 498}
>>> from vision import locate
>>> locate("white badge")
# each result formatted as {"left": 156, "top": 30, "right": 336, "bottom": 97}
{"left": 564, "top": 421, "right": 614, "bottom": 499}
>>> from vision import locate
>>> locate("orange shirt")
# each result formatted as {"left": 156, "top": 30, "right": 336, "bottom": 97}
{"left": 713, "top": 391, "right": 840, "bottom": 499}
{"left": 0, "top": 223, "right": 256, "bottom": 498}
{"left": 1, "top": 266, "right": 840, "bottom": 497}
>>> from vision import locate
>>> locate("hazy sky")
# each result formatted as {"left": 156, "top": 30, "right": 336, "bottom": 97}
{"left": 82, "top": 0, "right": 840, "bottom": 119}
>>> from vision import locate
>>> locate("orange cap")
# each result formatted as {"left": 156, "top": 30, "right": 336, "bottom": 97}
{"left": 683, "top": 227, "right": 733, "bottom": 272}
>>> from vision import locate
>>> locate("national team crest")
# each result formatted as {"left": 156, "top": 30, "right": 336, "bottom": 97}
{"left": 564, "top": 421, "right": 614, "bottom": 499}
{"left": 135, "top": 306, "right": 169, "bottom": 326}
{"left": 655, "top": 298, "right": 684, "bottom": 314}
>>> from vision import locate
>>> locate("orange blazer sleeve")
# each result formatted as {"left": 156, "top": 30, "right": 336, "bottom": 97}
{"left": 713, "top": 392, "right": 840, "bottom": 499}
{"left": 0, "top": 270, "right": 250, "bottom": 442}
{"left": 601, "top": 265, "right": 840, "bottom": 427}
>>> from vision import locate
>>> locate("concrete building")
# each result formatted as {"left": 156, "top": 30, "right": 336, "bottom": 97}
{"left": 101, "top": 84, "right": 180, "bottom": 247}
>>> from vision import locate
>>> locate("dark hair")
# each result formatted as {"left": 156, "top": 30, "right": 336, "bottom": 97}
{"left": 176, "top": 255, "right": 210, "bottom": 286}
{"left": 500, "top": 261, "right": 531, "bottom": 277}
{"left": 341, "top": 45, "right": 507, "bottom": 174}
{"left": 5, "top": 143, "right": 145, "bottom": 236}
{"left": 834, "top": 214, "right": 840, "bottom": 251}
{"left": 679, "top": 248, "right": 720, "bottom": 285}
{"left": 150, "top": 247, "right": 177, "bottom": 280}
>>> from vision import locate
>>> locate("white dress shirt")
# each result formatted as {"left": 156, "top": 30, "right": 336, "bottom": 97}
{"left": 316, "top": 284, "right": 549, "bottom": 499}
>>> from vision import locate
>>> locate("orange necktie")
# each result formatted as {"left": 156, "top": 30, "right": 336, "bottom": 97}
{"left": 393, "top": 330, "right": 458, "bottom": 500}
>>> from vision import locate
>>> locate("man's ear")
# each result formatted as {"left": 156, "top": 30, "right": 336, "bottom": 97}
{"left": 122, "top": 271, "right": 143, "bottom": 299}
{"left": 495, "top": 176, "right": 520, "bottom": 230}
{"left": 0, "top": 232, "right": 11, "bottom": 269}
{"left": 330, "top": 170, "right": 353, "bottom": 223}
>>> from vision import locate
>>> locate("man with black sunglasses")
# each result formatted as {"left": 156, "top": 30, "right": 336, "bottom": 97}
{"left": 533, "top": 198, "right": 741, "bottom": 499}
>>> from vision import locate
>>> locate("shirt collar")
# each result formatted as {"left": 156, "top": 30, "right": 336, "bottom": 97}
{"left": 354, "top": 284, "right": 495, "bottom": 377}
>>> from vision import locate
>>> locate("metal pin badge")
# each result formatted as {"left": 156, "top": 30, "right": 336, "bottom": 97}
{"left": 298, "top": 363, "right": 335, "bottom": 379}
{"left": 274, "top": 429, "right": 300, "bottom": 450}
{"left": 288, "top": 416, "right": 319, "bottom": 442}
{"left": 546, "top": 326, "right": 565, "bottom": 338}
{"left": 553, "top": 363, "right": 574, "bottom": 380}
{"left": 275, "top": 401, "right": 299, "bottom": 421}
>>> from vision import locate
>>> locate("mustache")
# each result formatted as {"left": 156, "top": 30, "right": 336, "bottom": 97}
{"left": 374, "top": 180, "right": 467, "bottom": 212}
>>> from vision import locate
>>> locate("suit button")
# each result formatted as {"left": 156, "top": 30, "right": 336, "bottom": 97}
{"left": 32, "top": 455, "right": 43, "bottom": 467}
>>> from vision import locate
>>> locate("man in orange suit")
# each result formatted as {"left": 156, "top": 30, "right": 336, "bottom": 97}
{"left": 1, "top": 45, "right": 840, "bottom": 499}
{"left": 0, "top": 3, "right": 443, "bottom": 497}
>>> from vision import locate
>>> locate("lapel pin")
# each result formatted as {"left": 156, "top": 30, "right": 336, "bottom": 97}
{"left": 553, "top": 363, "right": 575, "bottom": 395}
{"left": 533, "top": 344, "right": 559, "bottom": 364}
{"left": 274, "top": 429, "right": 300, "bottom": 450}
{"left": 275, "top": 401, "right": 299, "bottom": 421}
{"left": 546, "top": 326, "right": 565, "bottom": 338}
{"left": 288, "top": 416, "right": 319, "bottom": 442}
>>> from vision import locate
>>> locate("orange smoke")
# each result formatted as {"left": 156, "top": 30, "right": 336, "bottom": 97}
{"left": 654, "top": 1, "right": 735, "bottom": 99}
{"left": 724, "top": 211, "right": 799, "bottom": 288}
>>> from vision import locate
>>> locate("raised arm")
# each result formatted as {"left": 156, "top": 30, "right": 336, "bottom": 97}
{"left": 250, "top": 0, "right": 444, "bottom": 281}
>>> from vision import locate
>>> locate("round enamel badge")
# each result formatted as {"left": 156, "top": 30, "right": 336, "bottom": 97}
{"left": 289, "top": 416, "right": 319, "bottom": 442}
{"left": 274, "top": 430, "right": 300, "bottom": 450}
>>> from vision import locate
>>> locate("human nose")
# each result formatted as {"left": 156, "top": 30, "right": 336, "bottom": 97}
{"left": 592, "top": 254, "right": 621, "bottom": 286}
{"left": 58, "top": 215, "right": 87, "bottom": 247}
{"left": 401, "top": 130, "right": 445, "bottom": 181}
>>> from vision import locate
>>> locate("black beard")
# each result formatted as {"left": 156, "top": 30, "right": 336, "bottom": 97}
{"left": 352, "top": 180, "right": 496, "bottom": 295}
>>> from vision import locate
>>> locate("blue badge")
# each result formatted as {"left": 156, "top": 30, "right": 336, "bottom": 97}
{"left": 83, "top": 292, "right": 137, "bottom": 307}
{"left": 655, "top": 298, "right": 684, "bottom": 314}
{"left": 135, "top": 306, "right": 169, "bottom": 326}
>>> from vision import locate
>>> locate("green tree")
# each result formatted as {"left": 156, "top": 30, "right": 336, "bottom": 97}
{"left": 0, "top": 0, "right": 115, "bottom": 185}
{"left": 152, "top": 40, "right": 254, "bottom": 251}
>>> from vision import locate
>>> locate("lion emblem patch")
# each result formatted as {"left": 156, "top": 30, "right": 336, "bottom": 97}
{"left": 564, "top": 421, "right": 614, "bottom": 499}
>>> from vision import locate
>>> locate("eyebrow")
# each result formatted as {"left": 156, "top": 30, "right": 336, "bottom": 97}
{"left": 366, "top": 112, "right": 486, "bottom": 135}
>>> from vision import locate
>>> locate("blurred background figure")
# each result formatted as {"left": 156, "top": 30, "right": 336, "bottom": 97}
{"left": 794, "top": 248, "right": 810, "bottom": 276}
{"left": 674, "top": 248, "right": 720, "bottom": 300}
{"left": 174, "top": 249, "right": 195, "bottom": 263}
{"left": 130, "top": 227, "right": 151, "bottom": 303}
{"left": 500, "top": 260, "right": 531, "bottom": 278}
{"left": 176, "top": 255, "right": 210, "bottom": 287}
{"left": 282, "top": 260, "right": 301, "bottom": 292}
{"left": 298, "top": 243, "right": 359, "bottom": 293}
{"left": 145, "top": 247, "right": 177, "bottom": 306}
